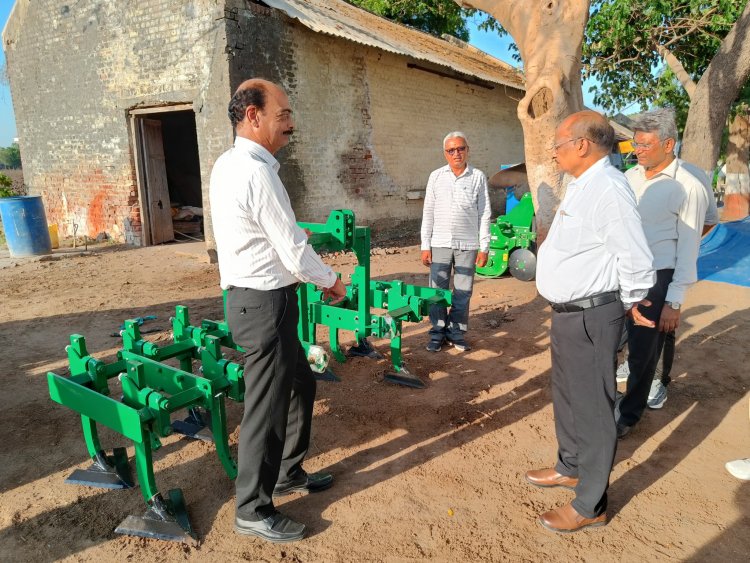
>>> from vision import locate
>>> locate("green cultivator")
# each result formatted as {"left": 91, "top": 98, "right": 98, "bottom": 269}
{"left": 46, "top": 209, "right": 450, "bottom": 543}
{"left": 476, "top": 192, "right": 537, "bottom": 281}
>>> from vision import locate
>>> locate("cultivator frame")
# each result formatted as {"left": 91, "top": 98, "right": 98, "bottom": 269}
{"left": 46, "top": 209, "right": 450, "bottom": 543}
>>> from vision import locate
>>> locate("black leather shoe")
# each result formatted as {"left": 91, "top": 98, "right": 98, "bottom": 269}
{"left": 235, "top": 511, "right": 306, "bottom": 543}
{"left": 273, "top": 471, "right": 334, "bottom": 497}
{"left": 616, "top": 423, "right": 632, "bottom": 439}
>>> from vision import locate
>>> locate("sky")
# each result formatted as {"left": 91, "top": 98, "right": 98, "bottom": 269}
{"left": 0, "top": 0, "right": 16, "bottom": 147}
{"left": 0, "top": 5, "right": 602, "bottom": 148}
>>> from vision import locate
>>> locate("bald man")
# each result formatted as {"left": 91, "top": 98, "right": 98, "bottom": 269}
{"left": 210, "top": 78, "right": 346, "bottom": 543}
{"left": 529, "top": 111, "right": 655, "bottom": 533}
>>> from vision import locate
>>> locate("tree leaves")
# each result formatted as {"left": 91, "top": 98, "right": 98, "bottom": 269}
{"left": 585, "top": 0, "right": 746, "bottom": 119}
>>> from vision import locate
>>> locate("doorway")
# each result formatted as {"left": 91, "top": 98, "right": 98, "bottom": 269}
{"left": 130, "top": 105, "right": 203, "bottom": 245}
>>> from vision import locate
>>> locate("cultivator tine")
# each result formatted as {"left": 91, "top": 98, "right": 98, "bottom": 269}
{"left": 347, "top": 338, "right": 384, "bottom": 359}
{"left": 115, "top": 489, "right": 197, "bottom": 545}
{"left": 384, "top": 365, "right": 426, "bottom": 389}
{"left": 65, "top": 448, "right": 134, "bottom": 489}
{"left": 172, "top": 407, "right": 214, "bottom": 443}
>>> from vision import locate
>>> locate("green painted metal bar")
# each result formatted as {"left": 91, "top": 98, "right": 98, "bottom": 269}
{"left": 48, "top": 373, "right": 146, "bottom": 443}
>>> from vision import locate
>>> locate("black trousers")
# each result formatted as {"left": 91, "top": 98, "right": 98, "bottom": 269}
{"left": 550, "top": 298, "right": 625, "bottom": 518}
{"left": 616, "top": 269, "right": 674, "bottom": 428}
{"left": 226, "top": 285, "right": 316, "bottom": 519}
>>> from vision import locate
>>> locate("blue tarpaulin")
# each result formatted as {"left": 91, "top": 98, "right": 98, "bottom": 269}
{"left": 697, "top": 217, "right": 750, "bottom": 287}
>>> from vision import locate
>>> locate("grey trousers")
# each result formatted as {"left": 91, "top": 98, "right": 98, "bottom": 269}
{"left": 428, "top": 247, "right": 478, "bottom": 341}
{"left": 551, "top": 298, "right": 625, "bottom": 518}
{"left": 226, "top": 284, "right": 316, "bottom": 519}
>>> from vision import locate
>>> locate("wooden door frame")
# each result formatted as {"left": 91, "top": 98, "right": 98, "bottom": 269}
{"left": 129, "top": 104, "right": 194, "bottom": 246}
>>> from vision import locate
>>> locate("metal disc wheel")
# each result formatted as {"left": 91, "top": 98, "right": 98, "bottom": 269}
{"left": 509, "top": 248, "right": 536, "bottom": 281}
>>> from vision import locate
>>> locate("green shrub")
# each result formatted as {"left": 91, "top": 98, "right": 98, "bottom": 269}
{"left": 0, "top": 173, "right": 14, "bottom": 198}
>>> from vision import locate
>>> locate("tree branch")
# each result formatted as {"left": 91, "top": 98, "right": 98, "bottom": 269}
{"left": 655, "top": 44, "right": 697, "bottom": 98}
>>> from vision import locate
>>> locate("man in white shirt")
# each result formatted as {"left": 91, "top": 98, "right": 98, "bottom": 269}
{"left": 210, "top": 78, "right": 346, "bottom": 543}
{"left": 528, "top": 110, "right": 655, "bottom": 533}
{"left": 617, "top": 157, "right": 716, "bottom": 401}
{"left": 616, "top": 109, "right": 708, "bottom": 435}
{"left": 420, "top": 132, "right": 491, "bottom": 352}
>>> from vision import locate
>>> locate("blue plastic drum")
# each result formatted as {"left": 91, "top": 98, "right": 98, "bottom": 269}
{"left": 0, "top": 195, "right": 52, "bottom": 257}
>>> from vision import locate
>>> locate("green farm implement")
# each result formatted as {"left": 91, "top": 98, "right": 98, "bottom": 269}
{"left": 475, "top": 192, "right": 537, "bottom": 281}
{"left": 46, "top": 209, "right": 450, "bottom": 543}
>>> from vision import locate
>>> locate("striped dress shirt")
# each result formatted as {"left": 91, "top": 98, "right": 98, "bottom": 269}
{"left": 209, "top": 137, "right": 337, "bottom": 291}
{"left": 420, "top": 164, "right": 492, "bottom": 252}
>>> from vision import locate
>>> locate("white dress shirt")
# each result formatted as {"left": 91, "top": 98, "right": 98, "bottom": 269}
{"left": 626, "top": 158, "right": 708, "bottom": 304}
{"left": 537, "top": 157, "right": 655, "bottom": 306}
{"left": 678, "top": 159, "right": 719, "bottom": 225}
{"left": 420, "top": 164, "right": 492, "bottom": 252}
{"left": 209, "top": 137, "right": 337, "bottom": 291}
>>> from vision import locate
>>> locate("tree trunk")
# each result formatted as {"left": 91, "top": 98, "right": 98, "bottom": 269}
{"left": 456, "top": 0, "right": 589, "bottom": 240}
{"left": 723, "top": 107, "right": 750, "bottom": 220}
{"left": 681, "top": 1, "right": 750, "bottom": 172}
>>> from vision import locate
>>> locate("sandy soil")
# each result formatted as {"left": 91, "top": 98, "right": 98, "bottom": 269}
{"left": 0, "top": 241, "right": 748, "bottom": 562}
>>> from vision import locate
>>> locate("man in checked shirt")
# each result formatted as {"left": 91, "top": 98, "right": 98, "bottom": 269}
{"left": 420, "top": 132, "right": 492, "bottom": 353}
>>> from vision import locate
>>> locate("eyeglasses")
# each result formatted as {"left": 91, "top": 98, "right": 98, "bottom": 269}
{"left": 550, "top": 137, "right": 587, "bottom": 152}
{"left": 632, "top": 141, "right": 657, "bottom": 150}
{"left": 445, "top": 146, "right": 467, "bottom": 155}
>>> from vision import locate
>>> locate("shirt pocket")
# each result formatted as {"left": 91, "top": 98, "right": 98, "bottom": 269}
{"left": 454, "top": 185, "right": 477, "bottom": 210}
{"left": 552, "top": 213, "right": 583, "bottom": 249}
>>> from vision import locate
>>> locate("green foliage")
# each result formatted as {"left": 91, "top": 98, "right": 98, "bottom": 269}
{"left": 0, "top": 143, "right": 21, "bottom": 169}
{"left": 585, "top": 0, "right": 746, "bottom": 112}
{"left": 0, "top": 173, "right": 14, "bottom": 197}
{"left": 346, "top": 0, "right": 495, "bottom": 42}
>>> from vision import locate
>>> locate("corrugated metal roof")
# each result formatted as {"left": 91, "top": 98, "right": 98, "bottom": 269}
{"left": 261, "top": 0, "right": 525, "bottom": 90}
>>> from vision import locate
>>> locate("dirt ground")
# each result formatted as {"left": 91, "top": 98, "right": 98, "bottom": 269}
{"left": 0, "top": 241, "right": 748, "bottom": 562}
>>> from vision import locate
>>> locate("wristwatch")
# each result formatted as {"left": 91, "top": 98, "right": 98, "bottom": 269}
{"left": 665, "top": 301, "right": 681, "bottom": 310}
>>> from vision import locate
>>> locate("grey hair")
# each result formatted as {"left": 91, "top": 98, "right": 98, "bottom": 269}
{"left": 632, "top": 108, "right": 679, "bottom": 142}
{"left": 443, "top": 131, "right": 468, "bottom": 148}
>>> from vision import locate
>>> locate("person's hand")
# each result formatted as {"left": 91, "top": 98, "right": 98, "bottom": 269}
{"left": 658, "top": 305, "right": 680, "bottom": 332}
{"left": 476, "top": 251, "right": 488, "bottom": 268}
{"left": 421, "top": 250, "right": 432, "bottom": 267}
{"left": 303, "top": 228, "right": 312, "bottom": 238}
{"left": 627, "top": 299, "right": 655, "bottom": 328}
{"left": 322, "top": 277, "right": 347, "bottom": 305}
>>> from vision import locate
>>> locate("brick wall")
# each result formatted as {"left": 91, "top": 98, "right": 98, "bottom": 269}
{"left": 223, "top": 5, "right": 524, "bottom": 236}
{"left": 3, "top": 0, "right": 525, "bottom": 247}
{"left": 282, "top": 22, "right": 525, "bottom": 233}
{"left": 3, "top": 0, "right": 232, "bottom": 244}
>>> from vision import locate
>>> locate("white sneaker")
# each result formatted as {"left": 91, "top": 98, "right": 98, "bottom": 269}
{"left": 647, "top": 379, "right": 667, "bottom": 409}
{"left": 725, "top": 458, "right": 750, "bottom": 480}
{"left": 616, "top": 361, "right": 630, "bottom": 383}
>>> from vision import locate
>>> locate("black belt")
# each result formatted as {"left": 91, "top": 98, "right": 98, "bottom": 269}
{"left": 227, "top": 282, "right": 300, "bottom": 292}
{"left": 549, "top": 291, "right": 619, "bottom": 313}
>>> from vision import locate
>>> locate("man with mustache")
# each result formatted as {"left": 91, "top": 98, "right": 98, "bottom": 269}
{"left": 209, "top": 78, "right": 346, "bottom": 543}
{"left": 420, "top": 131, "right": 491, "bottom": 353}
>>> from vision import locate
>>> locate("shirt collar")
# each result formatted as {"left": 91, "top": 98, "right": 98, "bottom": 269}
{"left": 634, "top": 156, "right": 679, "bottom": 181}
{"left": 443, "top": 163, "right": 473, "bottom": 178}
{"left": 234, "top": 136, "right": 280, "bottom": 172}
{"left": 568, "top": 156, "right": 610, "bottom": 190}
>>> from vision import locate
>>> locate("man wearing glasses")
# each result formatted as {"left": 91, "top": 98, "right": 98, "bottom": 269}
{"left": 420, "top": 132, "right": 491, "bottom": 352}
{"left": 615, "top": 108, "right": 709, "bottom": 437}
{"left": 530, "top": 110, "right": 655, "bottom": 533}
